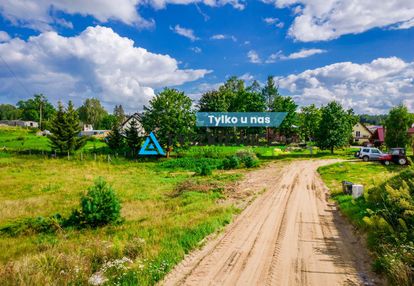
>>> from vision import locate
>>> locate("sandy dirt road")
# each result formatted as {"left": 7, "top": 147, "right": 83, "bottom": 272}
{"left": 163, "top": 160, "right": 380, "bottom": 286}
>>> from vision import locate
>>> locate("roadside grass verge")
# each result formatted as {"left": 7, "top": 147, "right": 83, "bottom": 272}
{"left": 318, "top": 161, "right": 414, "bottom": 285}
{"left": 0, "top": 153, "right": 242, "bottom": 285}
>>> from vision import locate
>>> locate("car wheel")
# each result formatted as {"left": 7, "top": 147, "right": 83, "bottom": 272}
{"left": 398, "top": 158, "right": 407, "bottom": 165}
{"left": 384, "top": 160, "right": 390, "bottom": 166}
{"left": 363, "top": 156, "right": 369, "bottom": 162}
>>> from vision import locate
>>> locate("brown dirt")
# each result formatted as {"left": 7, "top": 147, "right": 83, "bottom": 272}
{"left": 162, "top": 160, "right": 382, "bottom": 286}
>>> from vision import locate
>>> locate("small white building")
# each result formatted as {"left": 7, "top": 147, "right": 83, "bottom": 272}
{"left": 0, "top": 120, "right": 38, "bottom": 128}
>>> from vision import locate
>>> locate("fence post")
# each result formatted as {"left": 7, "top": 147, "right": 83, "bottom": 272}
{"left": 67, "top": 151, "right": 70, "bottom": 160}
{"left": 94, "top": 153, "right": 97, "bottom": 161}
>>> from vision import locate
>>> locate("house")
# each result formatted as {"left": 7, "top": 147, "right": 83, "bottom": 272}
{"left": 352, "top": 122, "right": 372, "bottom": 145}
{"left": 120, "top": 113, "right": 146, "bottom": 137}
{"left": 371, "top": 126, "right": 414, "bottom": 147}
{"left": 0, "top": 120, "right": 38, "bottom": 128}
{"left": 371, "top": 126, "right": 385, "bottom": 146}
{"left": 83, "top": 124, "right": 93, "bottom": 131}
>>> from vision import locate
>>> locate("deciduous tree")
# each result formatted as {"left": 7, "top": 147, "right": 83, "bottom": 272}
{"left": 316, "top": 101, "right": 353, "bottom": 154}
{"left": 141, "top": 88, "right": 195, "bottom": 156}
{"left": 385, "top": 104, "right": 413, "bottom": 148}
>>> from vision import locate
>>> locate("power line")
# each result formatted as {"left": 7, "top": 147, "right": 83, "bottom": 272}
{"left": 0, "top": 54, "right": 32, "bottom": 97}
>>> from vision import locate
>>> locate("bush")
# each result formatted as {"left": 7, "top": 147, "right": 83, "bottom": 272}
{"left": 243, "top": 155, "right": 259, "bottom": 168}
{"left": 222, "top": 156, "right": 240, "bottom": 170}
{"left": 68, "top": 178, "right": 121, "bottom": 228}
{"left": 236, "top": 149, "right": 259, "bottom": 168}
{"left": 196, "top": 163, "right": 212, "bottom": 176}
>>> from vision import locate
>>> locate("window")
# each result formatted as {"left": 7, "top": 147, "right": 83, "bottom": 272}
{"left": 356, "top": 131, "right": 360, "bottom": 137}
{"left": 371, "top": 149, "right": 380, "bottom": 154}
{"left": 362, "top": 149, "right": 370, "bottom": 153}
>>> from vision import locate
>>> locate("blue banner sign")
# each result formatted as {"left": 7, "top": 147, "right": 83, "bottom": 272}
{"left": 196, "top": 112, "right": 287, "bottom": 127}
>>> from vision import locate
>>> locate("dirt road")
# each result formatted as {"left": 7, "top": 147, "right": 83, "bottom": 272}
{"left": 163, "top": 160, "right": 380, "bottom": 286}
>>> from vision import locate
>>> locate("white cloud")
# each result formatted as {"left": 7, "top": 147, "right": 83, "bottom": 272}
{"left": 282, "top": 48, "right": 326, "bottom": 59}
{"left": 275, "top": 57, "right": 414, "bottom": 114}
{"left": 149, "top": 0, "right": 245, "bottom": 10}
{"left": 263, "top": 17, "right": 284, "bottom": 28}
{"left": 170, "top": 25, "right": 199, "bottom": 41}
{"left": 265, "top": 48, "right": 325, "bottom": 63}
{"left": 263, "top": 0, "right": 414, "bottom": 42}
{"left": 247, "top": 50, "right": 261, "bottom": 63}
{"left": 190, "top": 46, "right": 202, "bottom": 53}
{"left": 210, "top": 34, "right": 237, "bottom": 41}
{"left": 0, "top": 0, "right": 245, "bottom": 31}
{"left": 0, "top": 0, "right": 153, "bottom": 31}
{"left": 0, "top": 31, "right": 10, "bottom": 42}
{"left": 0, "top": 26, "right": 210, "bottom": 110}
{"left": 239, "top": 73, "right": 254, "bottom": 81}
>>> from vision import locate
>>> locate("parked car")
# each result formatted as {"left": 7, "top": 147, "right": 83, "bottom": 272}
{"left": 379, "top": 148, "right": 410, "bottom": 165}
{"left": 357, "top": 147, "right": 383, "bottom": 162}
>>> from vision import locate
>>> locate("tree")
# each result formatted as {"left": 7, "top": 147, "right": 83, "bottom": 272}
{"left": 0, "top": 104, "right": 21, "bottom": 120}
{"left": 77, "top": 98, "right": 108, "bottom": 129}
{"left": 113, "top": 105, "right": 126, "bottom": 124}
{"left": 65, "top": 101, "right": 86, "bottom": 152}
{"left": 124, "top": 119, "right": 142, "bottom": 156}
{"left": 141, "top": 88, "right": 195, "bottom": 156}
{"left": 316, "top": 101, "right": 354, "bottom": 154}
{"left": 385, "top": 104, "right": 413, "bottom": 148}
{"left": 106, "top": 122, "right": 125, "bottom": 153}
{"left": 262, "top": 76, "right": 280, "bottom": 111}
{"left": 198, "top": 90, "right": 229, "bottom": 112}
{"left": 17, "top": 94, "right": 56, "bottom": 129}
{"left": 48, "top": 101, "right": 86, "bottom": 154}
{"left": 48, "top": 102, "right": 67, "bottom": 153}
{"left": 270, "top": 95, "right": 298, "bottom": 140}
{"left": 100, "top": 114, "right": 117, "bottom": 130}
{"left": 298, "top": 104, "right": 321, "bottom": 142}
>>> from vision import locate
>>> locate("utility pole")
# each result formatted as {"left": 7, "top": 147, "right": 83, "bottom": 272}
{"left": 39, "top": 100, "right": 42, "bottom": 130}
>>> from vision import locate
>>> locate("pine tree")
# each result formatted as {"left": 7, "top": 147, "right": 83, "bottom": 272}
{"left": 48, "top": 101, "right": 86, "bottom": 154}
{"left": 48, "top": 102, "right": 67, "bottom": 153}
{"left": 125, "top": 119, "right": 142, "bottom": 156}
{"left": 114, "top": 105, "right": 126, "bottom": 124}
{"left": 107, "top": 122, "right": 124, "bottom": 152}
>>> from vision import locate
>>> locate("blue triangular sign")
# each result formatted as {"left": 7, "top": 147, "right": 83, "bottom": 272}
{"left": 139, "top": 132, "right": 166, "bottom": 156}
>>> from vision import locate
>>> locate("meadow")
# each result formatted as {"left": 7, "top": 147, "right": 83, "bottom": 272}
{"left": 1, "top": 125, "right": 410, "bottom": 285}
{"left": 0, "top": 153, "right": 247, "bottom": 285}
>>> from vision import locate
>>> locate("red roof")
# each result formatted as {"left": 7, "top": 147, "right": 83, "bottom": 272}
{"left": 408, "top": 128, "right": 414, "bottom": 134}
{"left": 376, "top": 127, "right": 385, "bottom": 142}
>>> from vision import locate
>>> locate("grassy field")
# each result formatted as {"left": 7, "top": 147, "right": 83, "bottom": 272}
{"left": 0, "top": 153, "right": 246, "bottom": 285}
{"left": 0, "top": 126, "right": 106, "bottom": 153}
{"left": 318, "top": 161, "right": 414, "bottom": 285}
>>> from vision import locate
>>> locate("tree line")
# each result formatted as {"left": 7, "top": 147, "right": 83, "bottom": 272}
{"left": 2, "top": 75, "right": 413, "bottom": 155}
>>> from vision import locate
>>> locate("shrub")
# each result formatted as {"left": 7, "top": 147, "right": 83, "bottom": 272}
{"left": 242, "top": 155, "right": 259, "bottom": 168}
{"left": 235, "top": 149, "right": 259, "bottom": 168}
{"left": 68, "top": 178, "right": 121, "bottom": 228}
{"left": 222, "top": 156, "right": 240, "bottom": 170}
{"left": 196, "top": 163, "right": 212, "bottom": 176}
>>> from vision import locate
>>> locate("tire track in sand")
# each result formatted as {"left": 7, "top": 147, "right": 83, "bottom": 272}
{"left": 162, "top": 160, "right": 381, "bottom": 286}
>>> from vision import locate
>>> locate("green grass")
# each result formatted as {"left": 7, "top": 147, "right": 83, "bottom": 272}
{"left": 0, "top": 153, "right": 242, "bottom": 285}
{"left": 318, "top": 161, "right": 414, "bottom": 285}
{"left": 0, "top": 126, "right": 106, "bottom": 153}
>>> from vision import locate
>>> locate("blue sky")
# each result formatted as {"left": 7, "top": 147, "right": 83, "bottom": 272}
{"left": 0, "top": 0, "right": 413, "bottom": 114}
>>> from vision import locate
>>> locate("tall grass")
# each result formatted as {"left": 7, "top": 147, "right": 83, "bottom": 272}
{"left": 0, "top": 153, "right": 240, "bottom": 285}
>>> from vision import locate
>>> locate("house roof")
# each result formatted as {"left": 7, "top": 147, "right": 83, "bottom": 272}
{"left": 408, "top": 127, "right": 414, "bottom": 134}
{"left": 355, "top": 122, "right": 373, "bottom": 135}
{"left": 373, "top": 126, "right": 385, "bottom": 142}
{"left": 121, "top": 112, "right": 142, "bottom": 127}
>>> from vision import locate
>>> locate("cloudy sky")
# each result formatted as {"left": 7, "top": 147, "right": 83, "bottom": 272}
{"left": 0, "top": 0, "right": 413, "bottom": 114}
